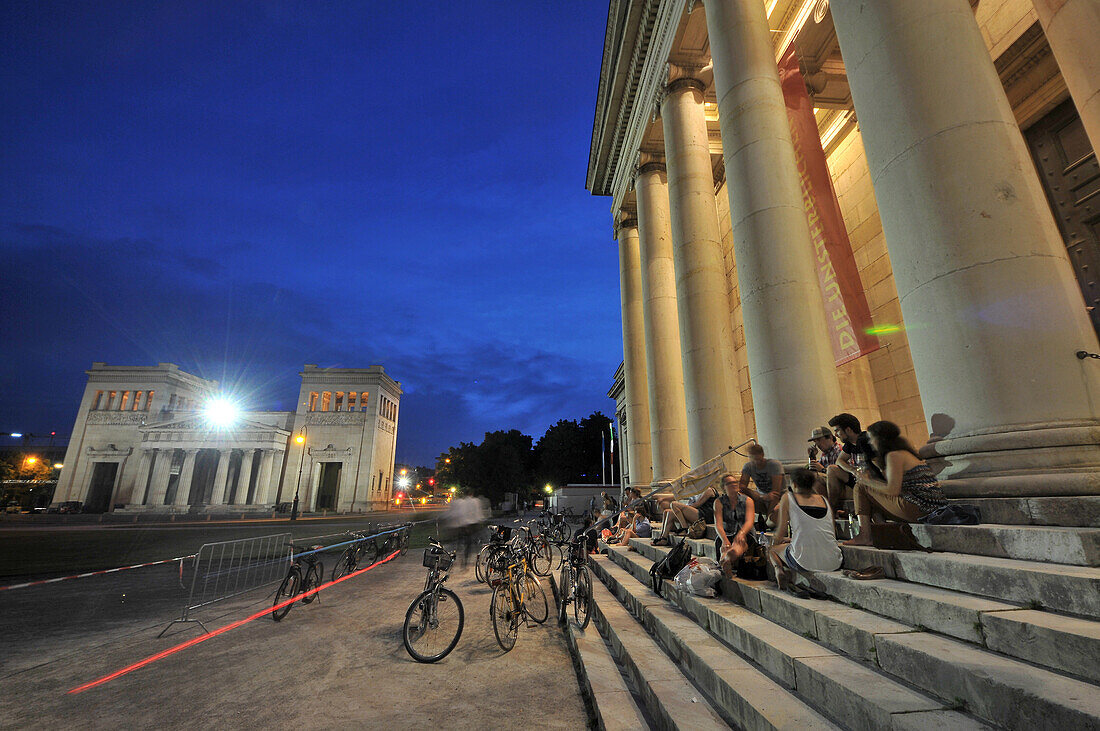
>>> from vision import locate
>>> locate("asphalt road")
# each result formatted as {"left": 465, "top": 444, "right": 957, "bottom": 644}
{"left": 1, "top": 554, "right": 590, "bottom": 729}
{"left": 0, "top": 510, "right": 447, "bottom": 579}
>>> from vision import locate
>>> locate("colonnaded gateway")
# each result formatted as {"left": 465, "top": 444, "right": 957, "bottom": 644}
{"left": 594, "top": 0, "right": 1100, "bottom": 502}
{"left": 52, "top": 363, "right": 401, "bottom": 513}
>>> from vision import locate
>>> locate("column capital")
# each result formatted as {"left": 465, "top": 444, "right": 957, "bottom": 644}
{"left": 614, "top": 215, "right": 639, "bottom": 239}
{"left": 636, "top": 161, "right": 667, "bottom": 177}
{"left": 664, "top": 77, "right": 706, "bottom": 97}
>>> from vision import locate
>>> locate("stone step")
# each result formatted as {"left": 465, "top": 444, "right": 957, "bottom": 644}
{"left": 839, "top": 544, "right": 1100, "bottom": 618}
{"left": 960, "top": 496, "right": 1100, "bottom": 528}
{"left": 691, "top": 519, "right": 1100, "bottom": 566}
{"left": 638, "top": 535, "right": 1100, "bottom": 685}
{"left": 621, "top": 540, "right": 1100, "bottom": 729}
{"left": 909, "top": 523, "right": 1100, "bottom": 566}
{"left": 561, "top": 617, "right": 652, "bottom": 731}
{"left": 589, "top": 554, "right": 840, "bottom": 731}
{"left": 595, "top": 548, "right": 987, "bottom": 731}
{"left": 587, "top": 567, "right": 730, "bottom": 730}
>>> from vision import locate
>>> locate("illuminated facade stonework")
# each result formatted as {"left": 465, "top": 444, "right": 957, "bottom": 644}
{"left": 595, "top": 0, "right": 1100, "bottom": 498}
{"left": 53, "top": 363, "right": 401, "bottom": 513}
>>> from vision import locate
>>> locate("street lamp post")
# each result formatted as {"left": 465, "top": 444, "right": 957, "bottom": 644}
{"left": 291, "top": 430, "right": 306, "bottom": 521}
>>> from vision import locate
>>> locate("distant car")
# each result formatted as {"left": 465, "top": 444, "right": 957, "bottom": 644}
{"left": 32, "top": 507, "right": 48, "bottom": 513}
{"left": 4, "top": 502, "right": 21, "bottom": 514}
{"left": 57, "top": 501, "right": 83, "bottom": 514}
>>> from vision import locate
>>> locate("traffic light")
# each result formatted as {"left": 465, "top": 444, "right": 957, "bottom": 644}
{"left": 428, "top": 477, "right": 435, "bottom": 487}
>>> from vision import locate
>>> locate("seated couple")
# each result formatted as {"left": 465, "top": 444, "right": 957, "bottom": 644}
{"left": 652, "top": 472, "right": 756, "bottom": 578}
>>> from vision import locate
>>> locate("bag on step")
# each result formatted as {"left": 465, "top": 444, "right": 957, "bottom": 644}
{"left": 650, "top": 538, "right": 693, "bottom": 598}
{"left": 735, "top": 533, "right": 768, "bottom": 580}
{"left": 674, "top": 557, "right": 722, "bottom": 598}
{"left": 687, "top": 519, "right": 707, "bottom": 540}
{"left": 869, "top": 522, "right": 931, "bottom": 551}
{"left": 918, "top": 503, "right": 981, "bottom": 526}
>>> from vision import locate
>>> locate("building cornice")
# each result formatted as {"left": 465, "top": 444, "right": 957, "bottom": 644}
{"left": 608, "top": 0, "right": 687, "bottom": 215}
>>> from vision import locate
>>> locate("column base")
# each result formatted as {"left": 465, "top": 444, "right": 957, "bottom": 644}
{"left": 921, "top": 421, "right": 1100, "bottom": 497}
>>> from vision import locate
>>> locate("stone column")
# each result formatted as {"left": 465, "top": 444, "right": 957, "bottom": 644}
{"left": 832, "top": 0, "right": 1100, "bottom": 494}
{"left": 146, "top": 449, "right": 174, "bottom": 506}
{"left": 309, "top": 461, "right": 322, "bottom": 510}
{"left": 209, "top": 450, "right": 232, "bottom": 506}
{"left": 661, "top": 76, "right": 745, "bottom": 466}
{"left": 1033, "top": 0, "right": 1100, "bottom": 156}
{"left": 174, "top": 449, "right": 199, "bottom": 506}
{"left": 236, "top": 449, "right": 255, "bottom": 505}
{"left": 634, "top": 162, "right": 692, "bottom": 479}
{"left": 616, "top": 216, "right": 655, "bottom": 486}
{"left": 129, "top": 449, "right": 153, "bottom": 506}
{"left": 703, "top": 0, "right": 843, "bottom": 462}
{"left": 254, "top": 449, "right": 275, "bottom": 505}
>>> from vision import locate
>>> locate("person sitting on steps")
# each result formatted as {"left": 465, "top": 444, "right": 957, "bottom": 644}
{"left": 652, "top": 480, "right": 722, "bottom": 546}
{"left": 843, "top": 420, "right": 948, "bottom": 547}
{"left": 826, "top": 412, "right": 885, "bottom": 517}
{"left": 769, "top": 468, "right": 843, "bottom": 590}
{"left": 738, "top": 443, "right": 784, "bottom": 528}
{"left": 714, "top": 472, "right": 756, "bottom": 578}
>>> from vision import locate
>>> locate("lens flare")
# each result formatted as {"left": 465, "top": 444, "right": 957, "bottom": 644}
{"left": 203, "top": 397, "right": 240, "bottom": 428}
{"left": 865, "top": 324, "right": 903, "bottom": 335}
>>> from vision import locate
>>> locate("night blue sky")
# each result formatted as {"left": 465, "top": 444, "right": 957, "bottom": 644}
{"left": 0, "top": 1, "right": 622, "bottom": 465}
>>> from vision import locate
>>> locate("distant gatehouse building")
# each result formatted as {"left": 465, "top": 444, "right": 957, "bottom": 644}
{"left": 53, "top": 363, "right": 401, "bottom": 514}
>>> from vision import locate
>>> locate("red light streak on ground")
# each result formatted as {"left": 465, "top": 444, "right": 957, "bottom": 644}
{"left": 67, "top": 549, "right": 401, "bottom": 695}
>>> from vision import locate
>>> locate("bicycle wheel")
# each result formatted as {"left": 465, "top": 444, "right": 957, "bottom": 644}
{"left": 272, "top": 566, "right": 301, "bottom": 621}
{"left": 399, "top": 527, "right": 410, "bottom": 556}
{"left": 301, "top": 561, "right": 323, "bottom": 604}
{"left": 490, "top": 584, "right": 518, "bottom": 652}
{"left": 474, "top": 545, "right": 490, "bottom": 583}
{"left": 574, "top": 565, "right": 593, "bottom": 630}
{"left": 531, "top": 536, "right": 553, "bottom": 577}
{"left": 523, "top": 572, "right": 548, "bottom": 624}
{"left": 331, "top": 552, "right": 353, "bottom": 582}
{"left": 360, "top": 540, "right": 379, "bottom": 567}
{"left": 403, "top": 587, "right": 464, "bottom": 663}
{"left": 557, "top": 563, "right": 572, "bottom": 624}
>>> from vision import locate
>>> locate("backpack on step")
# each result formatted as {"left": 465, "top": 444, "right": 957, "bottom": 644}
{"left": 650, "top": 539, "right": 693, "bottom": 598}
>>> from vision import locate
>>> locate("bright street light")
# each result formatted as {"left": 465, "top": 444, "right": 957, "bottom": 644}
{"left": 53, "top": 463, "right": 64, "bottom": 469}
{"left": 544, "top": 484, "right": 552, "bottom": 494}
{"left": 203, "top": 397, "right": 240, "bottom": 428}
{"left": 9, "top": 432, "right": 22, "bottom": 438}
{"left": 398, "top": 476, "right": 411, "bottom": 488}
{"left": 295, "top": 434, "right": 305, "bottom": 444}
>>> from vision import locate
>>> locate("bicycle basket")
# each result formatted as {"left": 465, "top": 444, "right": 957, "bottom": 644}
{"left": 423, "top": 546, "right": 454, "bottom": 571}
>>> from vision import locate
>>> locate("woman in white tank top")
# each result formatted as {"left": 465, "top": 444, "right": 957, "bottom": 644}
{"left": 769, "top": 468, "right": 842, "bottom": 590}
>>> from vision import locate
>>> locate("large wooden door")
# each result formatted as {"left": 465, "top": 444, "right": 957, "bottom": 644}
{"left": 1025, "top": 98, "right": 1100, "bottom": 335}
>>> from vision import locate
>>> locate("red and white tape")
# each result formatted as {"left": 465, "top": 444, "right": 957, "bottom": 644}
{"left": 0, "top": 554, "right": 195, "bottom": 592}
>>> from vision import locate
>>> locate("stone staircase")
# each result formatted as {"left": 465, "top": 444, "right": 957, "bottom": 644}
{"left": 560, "top": 504, "right": 1100, "bottom": 730}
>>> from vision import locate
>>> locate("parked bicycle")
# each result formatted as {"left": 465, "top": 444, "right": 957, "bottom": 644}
{"left": 378, "top": 522, "right": 412, "bottom": 557}
{"left": 557, "top": 533, "right": 592, "bottom": 629}
{"left": 331, "top": 528, "right": 381, "bottom": 582}
{"left": 272, "top": 543, "right": 324, "bottom": 621}
{"left": 403, "top": 538, "right": 464, "bottom": 663}
{"left": 489, "top": 543, "right": 549, "bottom": 651}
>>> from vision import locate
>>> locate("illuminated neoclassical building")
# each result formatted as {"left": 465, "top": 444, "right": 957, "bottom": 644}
{"left": 594, "top": 0, "right": 1100, "bottom": 503}
{"left": 53, "top": 363, "right": 401, "bottom": 513}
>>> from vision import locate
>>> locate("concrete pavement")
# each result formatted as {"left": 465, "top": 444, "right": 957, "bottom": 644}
{"left": 1, "top": 555, "right": 590, "bottom": 729}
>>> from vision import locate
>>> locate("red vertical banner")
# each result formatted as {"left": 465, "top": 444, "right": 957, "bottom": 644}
{"left": 778, "top": 47, "right": 878, "bottom": 365}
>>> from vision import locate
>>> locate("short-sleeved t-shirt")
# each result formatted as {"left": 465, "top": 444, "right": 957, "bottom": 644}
{"left": 842, "top": 432, "right": 885, "bottom": 480}
{"left": 741, "top": 459, "right": 784, "bottom": 494}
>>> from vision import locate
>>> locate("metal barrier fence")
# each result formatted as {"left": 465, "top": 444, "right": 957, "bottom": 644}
{"left": 159, "top": 532, "right": 293, "bottom": 636}
{"left": 159, "top": 522, "right": 417, "bottom": 637}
